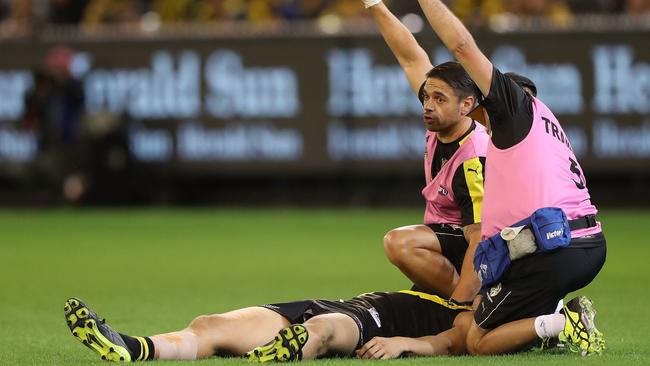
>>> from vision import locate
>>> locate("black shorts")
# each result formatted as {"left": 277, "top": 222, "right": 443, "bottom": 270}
{"left": 426, "top": 223, "right": 469, "bottom": 274}
{"left": 261, "top": 291, "right": 464, "bottom": 351}
{"left": 474, "top": 233, "right": 607, "bottom": 330}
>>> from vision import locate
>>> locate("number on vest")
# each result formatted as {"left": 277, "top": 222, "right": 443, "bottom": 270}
{"left": 569, "top": 157, "right": 585, "bottom": 190}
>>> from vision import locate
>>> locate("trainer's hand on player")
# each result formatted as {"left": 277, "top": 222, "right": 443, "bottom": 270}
{"left": 356, "top": 336, "right": 408, "bottom": 359}
{"left": 361, "top": 0, "right": 382, "bottom": 8}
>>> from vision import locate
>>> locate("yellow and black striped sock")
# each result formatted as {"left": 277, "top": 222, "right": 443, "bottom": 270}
{"left": 119, "top": 333, "right": 155, "bottom": 361}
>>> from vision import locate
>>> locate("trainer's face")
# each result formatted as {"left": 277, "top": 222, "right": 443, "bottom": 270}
{"left": 421, "top": 78, "right": 474, "bottom": 132}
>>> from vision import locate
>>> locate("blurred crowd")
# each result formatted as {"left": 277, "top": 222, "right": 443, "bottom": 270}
{"left": 2, "top": 1, "right": 648, "bottom": 205}
{"left": 0, "top": 0, "right": 649, "bottom": 31}
{"left": 16, "top": 44, "right": 136, "bottom": 204}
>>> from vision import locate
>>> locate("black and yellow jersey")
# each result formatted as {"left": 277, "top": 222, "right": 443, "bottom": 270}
{"left": 262, "top": 290, "right": 471, "bottom": 349}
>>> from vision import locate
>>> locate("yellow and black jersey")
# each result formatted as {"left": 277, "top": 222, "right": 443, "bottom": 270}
{"left": 431, "top": 121, "right": 486, "bottom": 226}
{"left": 261, "top": 290, "right": 471, "bottom": 349}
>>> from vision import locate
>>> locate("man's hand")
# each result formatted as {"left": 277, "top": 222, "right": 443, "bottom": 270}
{"left": 356, "top": 337, "right": 408, "bottom": 359}
{"left": 417, "top": 0, "right": 493, "bottom": 96}
{"left": 363, "top": 0, "right": 432, "bottom": 94}
{"left": 362, "top": 0, "right": 382, "bottom": 9}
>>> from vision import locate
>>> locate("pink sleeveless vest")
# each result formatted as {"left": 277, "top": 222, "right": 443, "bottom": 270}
{"left": 481, "top": 98, "right": 601, "bottom": 239}
{"left": 423, "top": 123, "right": 489, "bottom": 225}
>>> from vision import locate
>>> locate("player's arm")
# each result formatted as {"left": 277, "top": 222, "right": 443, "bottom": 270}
{"left": 452, "top": 223, "right": 482, "bottom": 302}
{"left": 449, "top": 157, "right": 485, "bottom": 302}
{"left": 417, "top": 0, "right": 493, "bottom": 97}
{"left": 356, "top": 312, "right": 472, "bottom": 358}
{"left": 364, "top": 0, "right": 432, "bottom": 94}
{"left": 356, "top": 333, "right": 455, "bottom": 358}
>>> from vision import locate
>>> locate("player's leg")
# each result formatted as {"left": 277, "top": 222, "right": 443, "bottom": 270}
{"left": 383, "top": 224, "right": 464, "bottom": 297}
{"left": 152, "top": 306, "right": 290, "bottom": 359}
{"left": 467, "top": 269, "right": 564, "bottom": 356}
{"left": 248, "top": 312, "right": 360, "bottom": 362}
{"left": 65, "top": 297, "right": 289, "bottom": 361}
{"left": 466, "top": 316, "right": 538, "bottom": 355}
{"left": 301, "top": 313, "right": 360, "bottom": 359}
{"left": 466, "top": 236, "right": 606, "bottom": 355}
{"left": 467, "top": 295, "right": 604, "bottom": 356}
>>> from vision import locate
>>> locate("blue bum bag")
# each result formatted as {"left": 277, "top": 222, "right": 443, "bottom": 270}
{"left": 474, "top": 207, "right": 571, "bottom": 289}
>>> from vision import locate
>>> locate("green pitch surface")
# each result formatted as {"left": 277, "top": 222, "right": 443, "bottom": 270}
{"left": 0, "top": 209, "right": 648, "bottom": 365}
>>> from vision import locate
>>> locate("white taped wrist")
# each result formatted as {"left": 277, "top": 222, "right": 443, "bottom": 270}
{"left": 363, "top": 0, "right": 382, "bottom": 9}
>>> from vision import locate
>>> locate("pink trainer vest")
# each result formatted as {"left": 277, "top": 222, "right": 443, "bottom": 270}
{"left": 423, "top": 123, "right": 489, "bottom": 225}
{"left": 481, "top": 97, "right": 601, "bottom": 240}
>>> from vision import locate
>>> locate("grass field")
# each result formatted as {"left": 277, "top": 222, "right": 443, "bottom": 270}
{"left": 0, "top": 208, "right": 648, "bottom": 365}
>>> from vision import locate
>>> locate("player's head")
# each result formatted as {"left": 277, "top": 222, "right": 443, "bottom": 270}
{"left": 504, "top": 72, "right": 537, "bottom": 97}
{"left": 419, "top": 61, "right": 481, "bottom": 132}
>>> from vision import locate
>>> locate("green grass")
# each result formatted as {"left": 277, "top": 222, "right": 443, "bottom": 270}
{"left": 0, "top": 208, "right": 648, "bottom": 365}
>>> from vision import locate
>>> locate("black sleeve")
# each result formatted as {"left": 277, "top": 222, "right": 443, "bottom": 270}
{"left": 452, "top": 156, "right": 486, "bottom": 226}
{"left": 482, "top": 68, "right": 534, "bottom": 149}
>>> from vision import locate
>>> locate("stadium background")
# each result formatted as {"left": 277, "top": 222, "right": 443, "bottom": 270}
{"left": 0, "top": 0, "right": 649, "bottom": 365}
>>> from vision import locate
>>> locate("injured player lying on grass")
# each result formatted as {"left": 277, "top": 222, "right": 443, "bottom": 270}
{"left": 64, "top": 290, "right": 471, "bottom": 362}
{"left": 64, "top": 289, "right": 600, "bottom": 362}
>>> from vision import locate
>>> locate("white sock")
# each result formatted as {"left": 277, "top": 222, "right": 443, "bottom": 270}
{"left": 534, "top": 313, "right": 566, "bottom": 338}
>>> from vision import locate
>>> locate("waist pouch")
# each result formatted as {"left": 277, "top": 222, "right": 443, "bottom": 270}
{"left": 474, "top": 207, "right": 571, "bottom": 289}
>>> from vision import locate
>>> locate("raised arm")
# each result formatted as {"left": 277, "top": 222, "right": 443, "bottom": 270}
{"left": 364, "top": 0, "right": 432, "bottom": 94}
{"left": 417, "top": 0, "right": 493, "bottom": 97}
